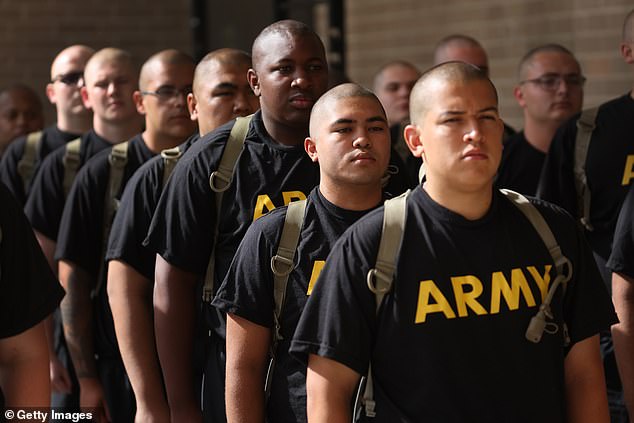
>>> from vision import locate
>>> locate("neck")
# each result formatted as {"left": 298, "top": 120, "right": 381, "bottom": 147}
{"left": 261, "top": 113, "right": 307, "bottom": 147}
{"left": 56, "top": 112, "right": 92, "bottom": 135}
{"left": 522, "top": 117, "right": 560, "bottom": 153}
{"left": 423, "top": 179, "right": 493, "bottom": 220}
{"left": 141, "top": 129, "right": 186, "bottom": 154}
{"left": 318, "top": 182, "right": 383, "bottom": 211}
{"left": 93, "top": 117, "right": 143, "bottom": 144}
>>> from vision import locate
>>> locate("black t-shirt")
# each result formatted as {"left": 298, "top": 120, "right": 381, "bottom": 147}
{"left": 0, "top": 125, "right": 81, "bottom": 205}
{"left": 291, "top": 187, "right": 617, "bottom": 422}
{"left": 106, "top": 135, "right": 199, "bottom": 281}
{"left": 496, "top": 130, "right": 546, "bottom": 196}
{"left": 538, "top": 93, "right": 634, "bottom": 261}
{"left": 145, "top": 111, "right": 320, "bottom": 338}
{"left": 24, "top": 130, "right": 113, "bottom": 241}
{"left": 0, "top": 182, "right": 64, "bottom": 338}
{"left": 607, "top": 184, "right": 634, "bottom": 278}
{"left": 212, "top": 187, "right": 375, "bottom": 423}
{"left": 55, "top": 134, "right": 156, "bottom": 357}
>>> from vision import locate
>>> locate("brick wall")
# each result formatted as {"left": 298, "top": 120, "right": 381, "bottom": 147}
{"left": 346, "top": 0, "right": 633, "bottom": 129}
{"left": 0, "top": 0, "right": 192, "bottom": 125}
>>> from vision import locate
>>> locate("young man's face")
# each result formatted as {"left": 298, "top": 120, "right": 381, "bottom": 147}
{"left": 0, "top": 89, "right": 43, "bottom": 152}
{"left": 82, "top": 60, "right": 139, "bottom": 124}
{"left": 306, "top": 96, "right": 390, "bottom": 188}
{"left": 47, "top": 49, "right": 92, "bottom": 118}
{"left": 412, "top": 79, "right": 503, "bottom": 192}
{"left": 374, "top": 64, "right": 419, "bottom": 127}
{"left": 138, "top": 62, "right": 196, "bottom": 141}
{"left": 189, "top": 62, "right": 259, "bottom": 136}
{"left": 515, "top": 51, "right": 584, "bottom": 126}
{"left": 250, "top": 33, "right": 328, "bottom": 129}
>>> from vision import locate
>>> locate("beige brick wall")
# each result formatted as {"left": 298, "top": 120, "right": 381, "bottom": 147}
{"left": 0, "top": 0, "right": 192, "bottom": 125}
{"left": 346, "top": 0, "right": 633, "bottom": 129}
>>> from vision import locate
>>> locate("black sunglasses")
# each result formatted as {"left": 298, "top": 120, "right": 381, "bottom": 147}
{"left": 51, "top": 71, "right": 84, "bottom": 85}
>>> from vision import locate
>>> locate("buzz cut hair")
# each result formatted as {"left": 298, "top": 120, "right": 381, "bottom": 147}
{"left": 372, "top": 60, "right": 421, "bottom": 91}
{"left": 623, "top": 9, "right": 634, "bottom": 43}
{"left": 193, "top": 48, "right": 252, "bottom": 94}
{"left": 309, "top": 82, "right": 386, "bottom": 137}
{"left": 517, "top": 44, "right": 579, "bottom": 80}
{"left": 409, "top": 61, "right": 496, "bottom": 125}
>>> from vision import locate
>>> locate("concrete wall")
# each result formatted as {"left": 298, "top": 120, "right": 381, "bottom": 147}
{"left": 346, "top": 0, "right": 633, "bottom": 129}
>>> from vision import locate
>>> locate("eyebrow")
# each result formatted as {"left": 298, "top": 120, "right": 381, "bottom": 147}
{"left": 213, "top": 82, "right": 238, "bottom": 91}
{"left": 330, "top": 115, "right": 388, "bottom": 126}
{"left": 439, "top": 106, "right": 498, "bottom": 117}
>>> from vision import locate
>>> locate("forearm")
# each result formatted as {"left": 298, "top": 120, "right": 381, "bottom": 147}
{"left": 611, "top": 272, "right": 634, "bottom": 414}
{"left": 108, "top": 260, "right": 167, "bottom": 407}
{"left": 153, "top": 255, "right": 199, "bottom": 414}
{"left": 0, "top": 322, "right": 50, "bottom": 407}
{"left": 58, "top": 261, "right": 98, "bottom": 383}
{"left": 564, "top": 335, "right": 609, "bottom": 423}
{"left": 34, "top": 230, "right": 57, "bottom": 276}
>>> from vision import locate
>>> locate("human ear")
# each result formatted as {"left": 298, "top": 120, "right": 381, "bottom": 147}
{"left": 304, "top": 137, "right": 318, "bottom": 162}
{"left": 404, "top": 124, "right": 424, "bottom": 158}
{"left": 247, "top": 69, "right": 261, "bottom": 96}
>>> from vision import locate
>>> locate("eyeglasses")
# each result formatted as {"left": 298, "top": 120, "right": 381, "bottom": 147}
{"left": 141, "top": 85, "right": 192, "bottom": 101}
{"left": 51, "top": 71, "right": 84, "bottom": 85}
{"left": 520, "top": 74, "right": 586, "bottom": 91}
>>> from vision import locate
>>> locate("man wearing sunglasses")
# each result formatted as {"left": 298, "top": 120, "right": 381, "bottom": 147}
{"left": 496, "top": 44, "right": 584, "bottom": 196}
{"left": 0, "top": 45, "right": 94, "bottom": 205}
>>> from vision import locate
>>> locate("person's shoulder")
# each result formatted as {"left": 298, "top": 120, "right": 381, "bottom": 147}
{"left": 503, "top": 191, "right": 577, "bottom": 229}
{"left": 248, "top": 203, "right": 290, "bottom": 236}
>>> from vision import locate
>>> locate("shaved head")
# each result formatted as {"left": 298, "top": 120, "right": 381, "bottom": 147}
{"left": 433, "top": 34, "right": 489, "bottom": 76}
{"left": 409, "top": 61, "right": 496, "bottom": 124}
{"left": 624, "top": 9, "right": 634, "bottom": 43}
{"left": 50, "top": 45, "right": 94, "bottom": 80}
{"left": 309, "top": 83, "right": 385, "bottom": 137}
{"left": 83, "top": 47, "right": 136, "bottom": 86}
{"left": 517, "top": 44, "right": 578, "bottom": 80}
{"left": 139, "top": 49, "right": 195, "bottom": 91}
{"left": 251, "top": 19, "right": 324, "bottom": 72}
{"left": 194, "top": 48, "right": 251, "bottom": 97}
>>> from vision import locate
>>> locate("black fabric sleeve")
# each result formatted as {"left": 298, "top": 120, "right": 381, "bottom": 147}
{"left": 608, "top": 185, "right": 634, "bottom": 278}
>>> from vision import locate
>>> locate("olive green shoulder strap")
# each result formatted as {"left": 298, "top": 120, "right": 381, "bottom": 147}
{"left": 62, "top": 137, "right": 82, "bottom": 198}
{"left": 161, "top": 145, "right": 183, "bottom": 188}
{"left": 17, "top": 130, "right": 43, "bottom": 194}
{"left": 574, "top": 106, "right": 599, "bottom": 231}
{"left": 202, "top": 114, "right": 253, "bottom": 302}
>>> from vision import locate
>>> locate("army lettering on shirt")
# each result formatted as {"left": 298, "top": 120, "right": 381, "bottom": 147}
{"left": 213, "top": 187, "right": 376, "bottom": 422}
{"left": 291, "top": 187, "right": 616, "bottom": 422}
{"left": 144, "top": 111, "right": 320, "bottom": 339}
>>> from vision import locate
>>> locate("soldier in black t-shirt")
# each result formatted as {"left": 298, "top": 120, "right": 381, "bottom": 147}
{"left": 105, "top": 48, "right": 258, "bottom": 422}
{"left": 0, "top": 45, "right": 94, "bottom": 206}
{"left": 55, "top": 49, "right": 196, "bottom": 423}
{"left": 291, "top": 62, "right": 615, "bottom": 422}
{"left": 144, "top": 20, "right": 328, "bottom": 422}
{"left": 212, "top": 83, "right": 389, "bottom": 423}
{"left": 496, "top": 44, "right": 584, "bottom": 196}
{"left": 0, "top": 183, "right": 65, "bottom": 408}
{"left": 608, "top": 185, "right": 634, "bottom": 417}
{"left": 538, "top": 11, "right": 634, "bottom": 420}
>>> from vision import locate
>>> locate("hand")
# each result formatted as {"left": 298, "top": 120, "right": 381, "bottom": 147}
{"left": 49, "top": 355, "right": 72, "bottom": 394}
{"left": 79, "top": 377, "right": 111, "bottom": 423}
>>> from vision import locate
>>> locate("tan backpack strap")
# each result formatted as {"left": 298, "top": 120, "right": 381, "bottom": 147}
{"left": 93, "top": 141, "right": 130, "bottom": 297}
{"left": 17, "top": 131, "right": 43, "bottom": 194}
{"left": 161, "top": 145, "right": 182, "bottom": 188}
{"left": 361, "top": 189, "right": 409, "bottom": 419}
{"left": 62, "top": 138, "right": 82, "bottom": 198}
{"left": 500, "top": 189, "right": 572, "bottom": 346}
{"left": 264, "top": 198, "right": 307, "bottom": 399}
{"left": 203, "top": 114, "right": 253, "bottom": 302}
{"left": 574, "top": 107, "right": 599, "bottom": 231}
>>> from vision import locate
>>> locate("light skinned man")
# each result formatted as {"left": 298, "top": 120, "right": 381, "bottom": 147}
{"left": 291, "top": 62, "right": 615, "bottom": 422}
{"left": 212, "top": 83, "right": 390, "bottom": 422}
{"left": 106, "top": 48, "right": 258, "bottom": 423}
{"left": 145, "top": 20, "right": 328, "bottom": 422}
{"left": 496, "top": 44, "right": 584, "bottom": 195}
{"left": 56, "top": 49, "right": 195, "bottom": 423}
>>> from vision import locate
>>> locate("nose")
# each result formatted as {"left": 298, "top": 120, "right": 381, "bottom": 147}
{"left": 233, "top": 90, "right": 254, "bottom": 116}
{"left": 77, "top": 75, "right": 86, "bottom": 89}
{"left": 290, "top": 68, "right": 310, "bottom": 89}
{"left": 352, "top": 131, "right": 371, "bottom": 149}
{"left": 463, "top": 124, "right": 483, "bottom": 144}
